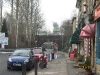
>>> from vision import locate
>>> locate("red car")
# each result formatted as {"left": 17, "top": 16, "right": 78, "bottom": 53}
{"left": 32, "top": 47, "right": 48, "bottom": 68}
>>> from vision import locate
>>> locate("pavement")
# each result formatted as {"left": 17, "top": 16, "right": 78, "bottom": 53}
{"left": 66, "top": 55, "right": 84, "bottom": 75}
{"left": 27, "top": 51, "right": 85, "bottom": 75}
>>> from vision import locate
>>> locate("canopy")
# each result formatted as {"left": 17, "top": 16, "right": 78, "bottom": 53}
{"left": 69, "top": 28, "right": 83, "bottom": 44}
{"left": 79, "top": 24, "right": 95, "bottom": 38}
{"left": 69, "top": 18, "right": 84, "bottom": 44}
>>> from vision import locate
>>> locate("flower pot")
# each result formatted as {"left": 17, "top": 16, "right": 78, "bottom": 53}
{"left": 84, "top": 70, "right": 92, "bottom": 75}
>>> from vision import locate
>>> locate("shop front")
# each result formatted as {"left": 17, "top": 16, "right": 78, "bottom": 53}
{"left": 69, "top": 18, "right": 85, "bottom": 61}
{"left": 79, "top": 21, "right": 96, "bottom": 73}
{"left": 80, "top": 23, "right": 95, "bottom": 59}
{"left": 94, "top": 3, "right": 100, "bottom": 75}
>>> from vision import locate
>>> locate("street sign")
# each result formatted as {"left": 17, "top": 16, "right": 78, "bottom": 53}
{"left": 0, "top": 33, "right": 5, "bottom": 43}
{"left": 0, "top": 32, "right": 5, "bottom": 38}
{"left": 2, "top": 37, "right": 8, "bottom": 45}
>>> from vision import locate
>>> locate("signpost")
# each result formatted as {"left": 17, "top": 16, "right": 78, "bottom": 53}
{"left": 2, "top": 37, "right": 8, "bottom": 45}
{"left": 0, "top": 32, "right": 8, "bottom": 49}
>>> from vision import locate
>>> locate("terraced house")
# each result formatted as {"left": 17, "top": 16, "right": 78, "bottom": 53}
{"left": 70, "top": 0, "right": 100, "bottom": 75}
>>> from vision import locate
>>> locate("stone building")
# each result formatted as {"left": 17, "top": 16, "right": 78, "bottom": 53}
{"left": 72, "top": 0, "right": 100, "bottom": 75}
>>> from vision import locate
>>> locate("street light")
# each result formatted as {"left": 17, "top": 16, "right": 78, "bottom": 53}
{"left": 61, "top": 28, "right": 64, "bottom": 49}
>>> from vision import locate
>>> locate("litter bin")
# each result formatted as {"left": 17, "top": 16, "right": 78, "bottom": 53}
{"left": 52, "top": 52, "right": 54, "bottom": 59}
{"left": 70, "top": 52, "right": 74, "bottom": 61}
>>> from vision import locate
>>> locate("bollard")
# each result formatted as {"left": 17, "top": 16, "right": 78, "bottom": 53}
{"left": 41, "top": 47, "right": 45, "bottom": 69}
{"left": 52, "top": 52, "right": 54, "bottom": 59}
{"left": 22, "top": 63, "right": 26, "bottom": 75}
{"left": 41, "top": 56, "right": 44, "bottom": 69}
{"left": 34, "top": 57, "right": 38, "bottom": 75}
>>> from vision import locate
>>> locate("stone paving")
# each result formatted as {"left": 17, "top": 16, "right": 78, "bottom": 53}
{"left": 27, "top": 51, "right": 85, "bottom": 75}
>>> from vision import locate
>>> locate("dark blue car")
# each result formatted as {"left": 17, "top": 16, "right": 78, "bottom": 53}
{"left": 7, "top": 48, "right": 35, "bottom": 70}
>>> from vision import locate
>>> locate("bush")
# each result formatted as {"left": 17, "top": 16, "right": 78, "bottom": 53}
{"left": 84, "top": 56, "right": 91, "bottom": 70}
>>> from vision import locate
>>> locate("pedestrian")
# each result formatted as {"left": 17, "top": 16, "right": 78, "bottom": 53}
{"left": 68, "top": 47, "right": 72, "bottom": 57}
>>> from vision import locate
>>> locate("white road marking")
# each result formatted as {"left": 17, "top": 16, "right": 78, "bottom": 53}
{"left": 0, "top": 52, "right": 13, "bottom": 54}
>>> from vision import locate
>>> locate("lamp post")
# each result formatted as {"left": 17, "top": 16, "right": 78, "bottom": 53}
{"left": 62, "top": 33, "right": 63, "bottom": 49}
{"left": 61, "top": 28, "right": 64, "bottom": 49}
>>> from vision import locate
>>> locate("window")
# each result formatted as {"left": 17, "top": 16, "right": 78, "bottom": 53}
{"left": 96, "top": 19, "right": 100, "bottom": 64}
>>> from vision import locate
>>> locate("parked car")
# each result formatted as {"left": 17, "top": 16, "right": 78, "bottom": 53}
{"left": 32, "top": 47, "right": 48, "bottom": 68}
{"left": 7, "top": 48, "right": 35, "bottom": 70}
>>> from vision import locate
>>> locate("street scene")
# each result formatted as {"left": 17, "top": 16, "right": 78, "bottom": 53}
{"left": 0, "top": 51, "right": 85, "bottom": 75}
{"left": 0, "top": 0, "right": 100, "bottom": 75}
{"left": 0, "top": 51, "right": 65, "bottom": 75}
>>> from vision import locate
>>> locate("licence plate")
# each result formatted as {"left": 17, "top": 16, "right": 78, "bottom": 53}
{"left": 13, "top": 63, "right": 21, "bottom": 66}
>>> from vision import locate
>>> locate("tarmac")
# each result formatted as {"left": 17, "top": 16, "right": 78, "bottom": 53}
{"left": 27, "top": 51, "right": 85, "bottom": 75}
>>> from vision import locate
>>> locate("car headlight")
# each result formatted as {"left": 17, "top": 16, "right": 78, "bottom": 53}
{"left": 24, "top": 59, "right": 29, "bottom": 63}
{"left": 8, "top": 58, "right": 12, "bottom": 62}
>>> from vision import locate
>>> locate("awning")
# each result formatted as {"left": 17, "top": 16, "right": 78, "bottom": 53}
{"left": 79, "top": 24, "right": 95, "bottom": 38}
{"left": 69, "top": 18, "right": 84, "bottom": 44}
{"left": 69, "top": 28, "right": 83, "bottom": 44}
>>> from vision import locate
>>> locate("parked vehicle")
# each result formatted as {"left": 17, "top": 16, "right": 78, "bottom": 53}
{"left": 7, "top": 48, "right": 35, "bottom": 70}
{"left": 32, "top": 47, "right": 48, "bottom": 68}
{"left": 42, "top": 42, "right": 55, "bottom": 61}
{"left": 32, "top": 47, "right": 43, "bottom": 61}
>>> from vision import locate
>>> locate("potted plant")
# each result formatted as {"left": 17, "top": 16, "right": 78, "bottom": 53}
{"left": 84, "top": 56, "right": 92, "bottom": 75}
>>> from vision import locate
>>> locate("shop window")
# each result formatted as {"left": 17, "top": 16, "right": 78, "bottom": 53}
{"left": 96, "top": 19, "right": 100, "bottom": 64}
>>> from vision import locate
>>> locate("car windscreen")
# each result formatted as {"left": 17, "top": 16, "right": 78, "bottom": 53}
{"left": 33, "top": 49, "right": 42, "bottom": 54}
{"left": 12, "top": 50, "right": 30, "bottom": 56}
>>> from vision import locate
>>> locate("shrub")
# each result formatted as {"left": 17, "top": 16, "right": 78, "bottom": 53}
{"left": 84, "top": 56, "right": 91, "bottom": 70}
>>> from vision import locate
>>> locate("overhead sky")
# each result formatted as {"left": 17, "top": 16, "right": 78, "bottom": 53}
{"left": 2, "top": 0, "right": 78, "bottom": 33}
{"left": 40, "top": 0, "right": 78, "bottom": 32}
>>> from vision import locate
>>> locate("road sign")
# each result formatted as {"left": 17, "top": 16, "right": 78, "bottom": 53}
{"left": 2, "top": 37, "right": 8, "bottom": 45}
{"left": 0, "top": 32, "right": 5, "bottom": 38}
{"left": 0, "top": 33, "right": 5, "bottom": 43}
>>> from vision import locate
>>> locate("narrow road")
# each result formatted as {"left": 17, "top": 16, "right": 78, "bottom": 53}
{"left": 0, "top": 51, "right": 67, "bottom": 75}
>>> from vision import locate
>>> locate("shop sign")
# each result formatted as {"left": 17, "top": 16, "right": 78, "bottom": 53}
{"left": 94, "top": 4, "right": 100, "bottom": 20}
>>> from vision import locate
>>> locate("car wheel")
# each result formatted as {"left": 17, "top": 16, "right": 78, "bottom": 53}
{"left": 44, "top": 64, "right": 47, "bottom": 68}
{"left": 27, "top": 65, "right": 32, "bottom": 71}
{"left": 7, "top": 67, "right": 10, "bottom": 70}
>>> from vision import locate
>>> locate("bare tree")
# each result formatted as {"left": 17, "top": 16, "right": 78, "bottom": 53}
{"left": 60, "top": 20, "right": 72, "bottom": 50}
{"left": 3, "top": 0, "right": 45, "bottom": 48}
